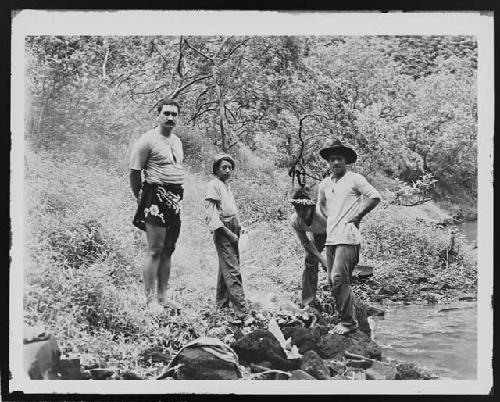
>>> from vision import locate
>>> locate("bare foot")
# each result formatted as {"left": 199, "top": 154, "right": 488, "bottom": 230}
{"left": 148, "top": 301, "right": 164, "bottom": 315}
{"left": 328, "top": 323, "right": 357, "bottom": 335}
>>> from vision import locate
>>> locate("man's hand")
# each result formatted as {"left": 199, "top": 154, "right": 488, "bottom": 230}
{"left": 347, "top": 214, "right": 362, "bottom": 228}
{"left": 319, "top": 256, "right": 328, "bottom": 271}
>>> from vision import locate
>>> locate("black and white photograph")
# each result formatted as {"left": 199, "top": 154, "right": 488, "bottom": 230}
{"left": 9, "top": 10, "right": 493, "bottom": 396}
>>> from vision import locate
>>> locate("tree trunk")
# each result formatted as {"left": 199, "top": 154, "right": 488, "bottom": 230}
{"left": 212, "top": 64, "right": 226, "bottom": 151}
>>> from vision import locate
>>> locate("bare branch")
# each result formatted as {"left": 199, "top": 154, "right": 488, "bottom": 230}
{"left": 221, "top": 38, "right": 250, "bottom": 61}
{"left": 169, "top": 74, "right": 212, "bottom": 99}
{"left": 184, "top": 39, "right": 214, "bottom": 63}
{"left": 176, "top": 36, "right": 184, "bottom": 78}
{"left": 131, "top": 83, "right": 168, "bottom": 96}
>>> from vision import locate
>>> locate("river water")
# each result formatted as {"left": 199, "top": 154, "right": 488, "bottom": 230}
{"left": 371, "top": 302, "right": 477, "bottom": 379}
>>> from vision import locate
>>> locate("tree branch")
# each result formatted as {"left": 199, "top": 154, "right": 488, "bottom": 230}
{"left": 169, "top": 74, "right": 212, "bottom": 99}
{"left": 184, "top": 39, "right": 214, "bottom": 63}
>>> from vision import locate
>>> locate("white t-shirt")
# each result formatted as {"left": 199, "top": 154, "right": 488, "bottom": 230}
{"left": 129, "top": 128, "right": 184, "bottom": 185}
{"left": 318, "top": 171, "right": 381, "bottom": 246}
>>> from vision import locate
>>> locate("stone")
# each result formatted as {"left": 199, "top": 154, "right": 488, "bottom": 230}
{"left": 377, "top": 285, "right": 398, "bottom": 296}
{"left": 80, "top": 370, "right": 92, "bottom": 380}
{"left": 249, "top": 362, "right": 273, "bottom": 373}
{"left": 365, "top": 305, "right": 385, "bottom": 317}
{"left": 281, "top": 326, "right": 327, "bottom": 355}
{"left": 323, "top": 359, "right": 346, "bottom": 376}
{"left": 365, "top": 361, "right": 398, "bottom": 380}
{"left": 250, "top": 370, "right": 291, "bottom": 380}
{"left": 57, "top": 358, "right": 81, "bottom": 380}
{"left": 354, "top": 299, "right": 371, "bottom": 337}
{"left": 231, "top": 329, "right": 299, "bottom": 371}
{"left": 23, "top": 329, "right": 61, "bottom": 379}
{"left": 458, "top": 294, "right": 476, "bottom": 302}
{"left": 345, "top": 358, "right": 372, "bottom": 369}
{"left": 395, "top": 362, "right": 435, "bottom": 380}
{"left": 289, "top": 369, "right": 316, "bottom": 380}
{"left": 299, "top": 350, "right": 331, "bottom": 379}
{"left": 90, "top": 368, "right": 115, "bottom": 380}
{"left": 317, "top": 329, "right": 382, "bottom": 360}
{"left": 118, "top": 371, "right": 144, "bottom": 380}
{"left": 167, "top": 337, "right": 242, "bottom": 380}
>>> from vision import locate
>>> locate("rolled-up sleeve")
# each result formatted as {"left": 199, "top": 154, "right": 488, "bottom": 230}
{"left": 205, "top": 200, "right": 224, "bottom": 233}
{"left": 129, "top": 136, "right": 149, "bottom": 170}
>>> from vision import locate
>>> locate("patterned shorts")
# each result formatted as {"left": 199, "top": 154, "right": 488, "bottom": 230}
{"left": 133, "top": 182, "right": 184, "bottom": 236}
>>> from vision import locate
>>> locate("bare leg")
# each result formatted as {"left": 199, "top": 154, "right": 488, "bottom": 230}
{"left": 144, "top": 223, "right": 166, "bottom": 305}
{"left": 157, "top": 253, "right": 172, "bottom": 304}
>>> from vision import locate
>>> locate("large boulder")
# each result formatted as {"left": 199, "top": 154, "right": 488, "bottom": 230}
{"left": 165, "top": 337, "right": 242, "bottom": 380}
{"left": 317, "top": 329, "right": 382, "bottom": 360}
{"left": 23, "top": 326, "right": 61, "bottom": 379}
{"left": 281, "top": 326, "right": 328, "bottom": 355}
{"left": 231, "top": 329, "right": 299, "bottom": 371}
{"left": 299, "top": 350, "right": 331, "bottom": 380}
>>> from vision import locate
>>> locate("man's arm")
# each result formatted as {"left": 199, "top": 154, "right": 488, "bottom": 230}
{"left": 348, "top": 197, "right": 380, "bottom": 228}
{"left": 295, "top": 229, "right": 327, "bottom": 268}
{"left": 318, "top": 185, "right": 328, "bottom": 218}
{"left": 129, "top": 169, "right": 142, "bottom": 200}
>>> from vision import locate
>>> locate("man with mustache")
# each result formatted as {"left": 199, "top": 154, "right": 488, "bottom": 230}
{"left": 318, "top": 139, "right": 381, "bottom": 335}
{"left": 129, "top": 99, "right": 184, "bottom": 313}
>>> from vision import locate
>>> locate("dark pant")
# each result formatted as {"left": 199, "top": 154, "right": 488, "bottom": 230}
{"left": 326, "top": 244, "right": 360, "bottom": 327}
{"left": 302, "top": 233, "right": 327, "bottom": 307}
{"left": 213, "top": 216, "right": 246, "bottom": 312}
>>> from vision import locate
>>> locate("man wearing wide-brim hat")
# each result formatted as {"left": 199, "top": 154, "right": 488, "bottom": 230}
{"left": 318, "top": 138, "right": 381, "bottom": 335}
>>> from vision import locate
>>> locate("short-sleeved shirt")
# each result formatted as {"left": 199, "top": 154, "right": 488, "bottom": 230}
{"left": 290, "top": 211, "right": 327, "bottom": 235}
{"left": 318, "top": 170, "right": 381, "bottom": 246}
{"left": 205, "top": 177, "right": 239, "bottom": 232}
{"left": 129, "top": 128, "right": 184, "bottom": 185}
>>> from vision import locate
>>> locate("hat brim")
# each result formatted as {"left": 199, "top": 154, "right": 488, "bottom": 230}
{"left": 319, "top": 147, "right": 357, "bottom": 164}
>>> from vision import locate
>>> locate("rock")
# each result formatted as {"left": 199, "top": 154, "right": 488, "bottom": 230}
{"left": 438, "top": 307, "right": 461, "bottom": 313}
{"left": 80, "top": 370, "right": 92, "bottom": 380}
{"left": 231, "top": 329, "right": 298, "bottom": 371}
{"left": 249, "top": 362, "right": 273, "bottom": 373}
{"left": 317, "top": 329, "right": 382, "bottom": 360}
{"left": 458, "top": 294, "right": 476, "bottom": 302}
{"left": 57, "top": 358, "right": 81, "bottom": 379}
{"left": 344, "top": 369, "right": 367, "bottom": 380}
{"left": 354, "top": 299, "right": 371, "bottom": 337}
{"left": 365, "top": 361, "right": 398, "bottom": 380}
{"left": 346, "top": 358, "right": 372, "bottom": 369}
{"left": 281, "top": 326, "right": 327, "bottom": 355}
{"left": 365, "top": 305, "right": 385, "bottom": 317}
{"left": 377, "top": 285, "right": 398, "bottom": 296}
{"left": 167, "top": 337, "right": 242, "bottom": 380}
{"left": 395, "top": 362, "right": 436, "bottom": 380}
{"left": 299, "top": 350, "right": 331, "bottom": 379}
{"left": 90, "top": 368, "right": 115, "bottom": 380}
{"left": 23, "top": 328, "right": 61, "bottom": 379}
{"left": 118, "top": 371, "right": 144, "bottom": 380}
{"left": 250, "top": 370, "right": 291, "bottom": 380}
{"left": 289, "top": 369, "right": 316, "bottom": 380}
{"left": 323, "top": 359, "right": 346, "bottom": 376}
